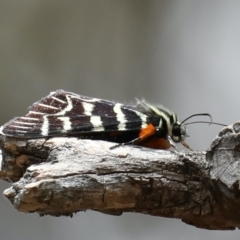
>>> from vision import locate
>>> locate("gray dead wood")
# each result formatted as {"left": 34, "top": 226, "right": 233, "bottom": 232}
{"left": 1, "top": 122, "right": 240, "bottom": 230}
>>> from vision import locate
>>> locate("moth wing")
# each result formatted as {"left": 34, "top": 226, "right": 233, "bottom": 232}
{"left": 0, "top": 90, "right": 148, "bottom": 138}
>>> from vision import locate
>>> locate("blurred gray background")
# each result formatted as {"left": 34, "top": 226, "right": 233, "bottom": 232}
{"left": 0, "top": 1, "right": 239, "bottom": 239}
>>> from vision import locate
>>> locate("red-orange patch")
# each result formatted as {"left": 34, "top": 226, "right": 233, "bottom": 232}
{"left": 139, "top": 124, "right": 156, "bottom": 140}
{"left": 140, "top": 138, "right": 171, "bottom": 149}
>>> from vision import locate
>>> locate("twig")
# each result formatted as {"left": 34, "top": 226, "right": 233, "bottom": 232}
{"left": 1, "top": 122, "right": 240, "bottom": 230}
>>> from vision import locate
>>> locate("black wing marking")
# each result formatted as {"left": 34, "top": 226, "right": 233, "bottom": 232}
{"left": 0, "top": 90, "right": 151, "bottom": 138}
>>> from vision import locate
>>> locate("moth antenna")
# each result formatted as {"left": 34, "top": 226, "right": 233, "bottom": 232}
{"left": 181, "top": 113, "right": 212, "bottom": 125}
{"left": 185, "top": 121, "right": 227, "bottom": 127}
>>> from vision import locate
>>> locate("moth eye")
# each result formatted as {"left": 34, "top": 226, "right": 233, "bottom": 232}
{"left": 172, "top": 124, "right": 181, "bottom": 137}
{"left": 171, "top": 124, "right": 181, "bottom": 143}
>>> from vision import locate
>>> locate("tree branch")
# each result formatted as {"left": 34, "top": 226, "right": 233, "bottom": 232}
{"left": 1, "top": 123, "right": 240, "bottom": 230}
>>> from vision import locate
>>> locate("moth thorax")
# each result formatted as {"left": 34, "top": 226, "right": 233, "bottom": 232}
{"left": 171, "top": 122, "right": 186, "bottom": 143}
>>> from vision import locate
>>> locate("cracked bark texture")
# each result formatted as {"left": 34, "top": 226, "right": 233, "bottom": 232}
{"left": 1, "top": 123, "right": 240, "bottom": 230}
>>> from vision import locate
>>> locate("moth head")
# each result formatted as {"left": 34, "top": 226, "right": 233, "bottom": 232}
{"left": 173, "top": 113, "right": 215, "bottom": 149}
{"left": 171, "top": 121, "right": 187, "bottom": 143}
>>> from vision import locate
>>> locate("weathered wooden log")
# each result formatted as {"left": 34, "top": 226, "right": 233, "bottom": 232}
{"left": 0, "top": 122, "right": 240, "bottom": 230}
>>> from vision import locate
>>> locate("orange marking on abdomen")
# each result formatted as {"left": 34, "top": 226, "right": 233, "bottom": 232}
{"left": 139, "top": 124, "right": 156, "bottom": 140}
{"left": 140, "top": 138, "right": 171, "bottom": 149}
{"left": 138, "top": 124, "right": 171, "bottom": 149}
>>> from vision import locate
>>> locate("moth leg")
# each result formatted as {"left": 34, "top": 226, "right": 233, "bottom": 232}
{"left": 110, "top": 124, "right": 156, "bottom": 150}
{"left": 181, "top": 140, "right": 193, "bottom": 151}
{"left": 110, "top": 137, "right": 140, "bottom": 150}
{"left": 167, "top": 136, "right": 179, "bottom": 152}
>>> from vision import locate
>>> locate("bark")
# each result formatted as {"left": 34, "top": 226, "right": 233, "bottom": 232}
{"left": 1, "top": 122, "right": 240, "bottom": 230}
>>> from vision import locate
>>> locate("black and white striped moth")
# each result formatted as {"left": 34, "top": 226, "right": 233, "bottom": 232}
{"left": 0, "top": 89, "right": 212, "bottom": 150}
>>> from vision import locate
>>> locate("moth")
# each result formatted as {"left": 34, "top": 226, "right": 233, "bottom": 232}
{"left": 0, "top": 89, "right": 213, "bottom": 150}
